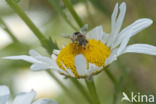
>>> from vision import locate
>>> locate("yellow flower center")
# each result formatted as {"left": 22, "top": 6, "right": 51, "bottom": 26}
{"left": 56, "top": 39, "right": 111, "bottom": 78}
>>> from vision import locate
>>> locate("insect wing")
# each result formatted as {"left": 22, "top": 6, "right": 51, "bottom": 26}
{"left": 80, "top": 24, "right": 88, "bottom": 35}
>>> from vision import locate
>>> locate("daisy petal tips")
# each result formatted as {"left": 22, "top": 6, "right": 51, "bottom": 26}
{"left": 111, "top": 18, "right": 153, "bottom": 49}
{"left": 0, "top": 85, "right": 58, "bottom": 104}
{"left": 122, "top": 44, "right": 156, "bottom": 56}
{"left": 2, "top": 50, "right": 59, "bottom": 71}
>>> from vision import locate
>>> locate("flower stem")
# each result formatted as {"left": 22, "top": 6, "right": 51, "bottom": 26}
{"left": 0, "top": 17, "right": 19, "bottom": 43}
{"left": 104, "top": 67, "right": 117, "bottom": 85}
{"left": 113, "top": 68, "right": 129, "bottom": 104}
{"left": 46, "top": 70, "right": 78, "bottom": 104}
{"left": 5, "top": 0, "right": 52, "bottom": 54}
{"left": 104, "top": 66, "right": 133, "bottom": 104}
{"left": 84, "top": 0, "right": 96, "bottom": 27}
{"left": 48, "top": 0, "right": 78, "bottom": 31}
{"left": 63, "top": 0, "right": 84, "bottom": 28}
{"left": 70, "top": 78, "right": 92, "bottom": 103}
{"left": 85, "top": 78, "right": 100, "bottom": 104}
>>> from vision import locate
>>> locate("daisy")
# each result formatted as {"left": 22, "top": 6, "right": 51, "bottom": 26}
{"left": 0, "top": 85, "right": 57, "bottom": 104}
{"left": 3, "top": 2, "right": 156, "bottom": 78}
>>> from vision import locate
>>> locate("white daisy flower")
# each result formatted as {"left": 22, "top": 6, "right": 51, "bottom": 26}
{"left": 0, "top": 85, "right": 58, "bottom": 104}
{"left": 2, "top": 2, "right": 156, "bottom": 78}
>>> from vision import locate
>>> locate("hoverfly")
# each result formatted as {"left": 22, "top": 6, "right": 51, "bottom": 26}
{"left": 63, "top": 24, "right": 88, "bottom": 48}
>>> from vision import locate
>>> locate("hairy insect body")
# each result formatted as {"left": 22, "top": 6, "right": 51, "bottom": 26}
{"left": 72, "top": 32, "right": 88, "bottom": 48}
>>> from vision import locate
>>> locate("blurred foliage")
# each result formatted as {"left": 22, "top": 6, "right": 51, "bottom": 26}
{"left": 14, "top": 0, "right": 21, "bottom": 3}
{"left": 0, "top": 0, "right": 156, "bottom": 104}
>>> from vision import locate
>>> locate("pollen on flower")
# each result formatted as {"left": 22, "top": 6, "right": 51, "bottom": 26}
{"left": 56, "top": 39, "right": 111, "bottom": 78}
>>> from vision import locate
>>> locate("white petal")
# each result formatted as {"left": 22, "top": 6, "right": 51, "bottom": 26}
{"left": 51, "top": 54, "right": 57, "bottom": 60}
{"left": 36, "top": 56, "right": 59, "bottom": 70}
{"left": 88, "top": 63, "right": 102, "bottom": 75}
{"left": 122, "top": 44, "right": 156, "bottom": 55}
{"left": 86, "top": 25, "right": 104, "bottom": 41}
{"left": 101, "top": 33, "right": 109, "bottom": 44}
{"left": 0, "top": 85, "right": 10, "bottom": 104}
{"left": 32, "top": 99, "right": 58, "bottom": 104}
{"left": 13, "top": 90, "right": 36, "bottom": 104}
{"left": 106, "top": 29, "right": 131, "bottom": 65}
{"left": 53, "top": 49, "right": 60, "bottom": 55}
{"left": 51, "top": 63, "right": 62, "bottom": 72}
{"left": 60, "top": 62, "right": 73, "bottom": 76}
{"left": 33, "top": 53, "right": 60, "bottom": 71}
{"left": 75, "top": 54, "right": 88, "bottom": 76}
{"left": 114, "top": 2, "right": 126, "bottom": 34}
{"left": 111, "top": 3, "right": 119, "bottom": 31}
{"left": 30, "top": 63, "right": 51, "bottom": 71}
{"left": 35, "top": 56, "right": 54, "bottom": 65}
{"left": 116, "top": 28, "right": 132, "bottom": 55}
{"left": 107, "top": 2, "right": 126, "bottom": 46}
{"left": 31, "top": 60, "right": 60, "bottom": 72}
{"left": 29, "top": 50, "right": 41, "bottom": 57}
{"left": 112, "top": 18, "right": 153, "bottom": 49}
{"left": 30, "top": 54, "right": 58, "bottom": 71}
{"left": 0, "top": 86, "right": 9, "bottom": 97}
{"left": 66, "top": 69, "right": 75, "bottom": 77}
{"left": 105, "top": 49, "right": 118, "bottom": 65}
{"left": 2, "top": 55, "right": 40, "bottom": 63}
{"left": 51, "top": 54, "right": 64, "bottom": 72}
{"left": 29, "top": 50, "right": 57, "bottom": 67}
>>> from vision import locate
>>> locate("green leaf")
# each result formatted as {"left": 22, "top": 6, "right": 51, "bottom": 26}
{"left": 63, "top": 0, "right": 84, "bottom": 28}
{"left": 89, "top": 0, "right": 111, "bottom": 17}
{"left": 48, "top": 0, "right": 78, "bottom": 31}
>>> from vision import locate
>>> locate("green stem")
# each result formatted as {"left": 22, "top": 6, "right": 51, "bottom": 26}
{"left": 104, "top": 67, "right": 122, "bottom": 104}
{"left": 48, "top": 0, "right": 78, "bottom": 31}
{"left": 104, "top": 66, "right": 132, "bottom": 104}
{"left": 85, "top": 78, "right": 100, "bottom": 104}
{"left": 63, "top": 0, "right": 84, "bottom": 28}
{"left": 89, "top": 0, "right": 111, "bottom": 17}
{"left": 113, "top": 68, "right": 129, "bottom": 104}
{"left": 84, "top": 0, "right": 96, "bottom": 27}
{"left": 104, "top": 67, "right": 117, "bottom": 85}
{"left": 70, "top": 78, "right": 92, "bottom": 103}
{"left": 46, "top": 70, "right": 77, "bottom": 104}
{"left": 0, "top": 18, "right": 19, "bottom": 42}
{"left": 5, "top": 0, "right": 51, "bottom": 54}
